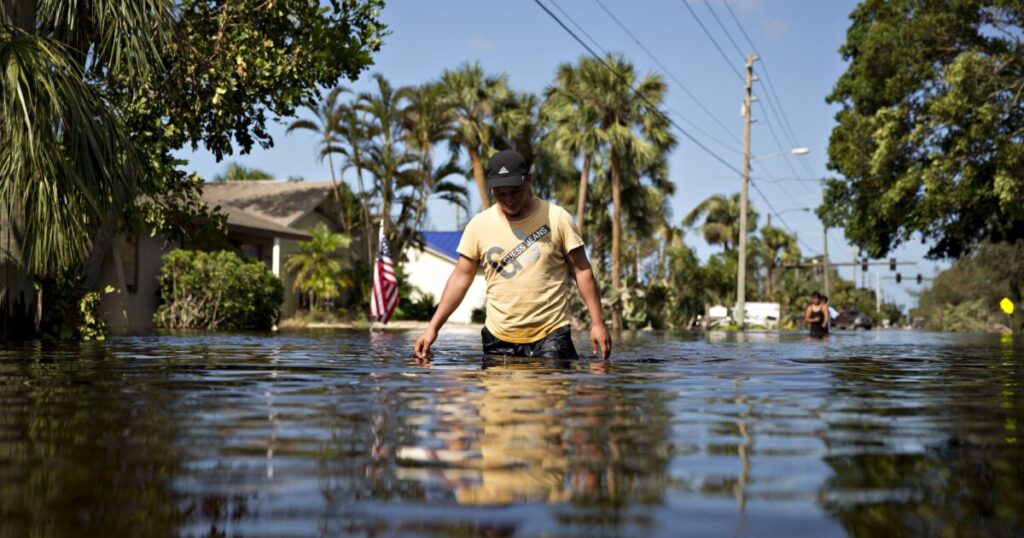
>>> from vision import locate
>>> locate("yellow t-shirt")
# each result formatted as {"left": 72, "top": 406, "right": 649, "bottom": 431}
{"left": 456, "top": 200, "right": 585, "bottom": 343}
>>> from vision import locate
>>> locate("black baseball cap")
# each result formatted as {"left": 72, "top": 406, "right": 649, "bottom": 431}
{"left": 485, "top": 150, "right": 530, "bottom": 189}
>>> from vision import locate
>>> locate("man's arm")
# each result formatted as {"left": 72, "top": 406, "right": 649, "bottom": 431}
{"left": 414, "top": 255, "right": 479, "bottom": 358}
{"left": 567, "top": 246, "right": 611, "bottom": 360}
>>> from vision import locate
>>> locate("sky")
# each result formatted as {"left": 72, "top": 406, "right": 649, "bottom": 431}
{"left": 173, "top": 0, "right": 948, "bottom": 309}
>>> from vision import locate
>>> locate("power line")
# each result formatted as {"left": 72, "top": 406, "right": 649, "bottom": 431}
{"left": 703, "top": 0, "right": 745, "bottom": 59}
{"left": 533, "top": 0, "right": 744, "bottom": 176}
{"left": 676, "top": 0, "right": 744, "bottom": 82}
{"left": 751, "top": 180, "right": 820, "bottom": 255}
{"left": 722, "top": 0, "right": 818, "bottom": 180}
{"left": 593, "top": 0, "right": 742, "bottom": 146}
{"left": 534, "top": 0, "right": 815, "bottom": 255}
{"left": 549, "top": 0, "right": 607, "bottom": 56}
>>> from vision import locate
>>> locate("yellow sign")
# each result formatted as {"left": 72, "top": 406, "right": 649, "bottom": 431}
{"left": 1001, "top": 297, "right": 1015, "bottom": 315}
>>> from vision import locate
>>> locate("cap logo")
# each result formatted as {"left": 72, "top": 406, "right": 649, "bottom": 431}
{"left": 498, "top": 166, "right": 508, "bottom": 174}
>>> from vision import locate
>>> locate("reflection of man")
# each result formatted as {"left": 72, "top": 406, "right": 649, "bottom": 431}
{"left": 414, "top": 150, "right": 611, "bottom": 360}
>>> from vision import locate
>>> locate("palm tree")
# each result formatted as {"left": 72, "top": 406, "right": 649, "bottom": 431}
{"left": 284, "top": 223, "right": 352, "bottom": 311}
{"left": 287, "top": 87, "right": 348, "bottom": 185}
{"left": 440, "top": 62, "right": 513, "bottom": 210}
{"left": 358, "top": 74, "right": 416, "bottom": 237}
{"left": 544, "top": 61, "right": 605, "bottom": 233}
{"left": 761, "top": 225, "right": 800, "bottom": 297}
{"left": 682, "top": 193, "right": 760, "bottom": 251}
{"left": 1, "top": 0, "right": 172, "bottom": 336}
{"left": 212, "top": 162, "right": 274, "bottom": 182}
{"left": 332, "top": 103, "right": 374, "bottom": 262}
{"left": 578, "top": 54, "right": 676, "bottom": 330}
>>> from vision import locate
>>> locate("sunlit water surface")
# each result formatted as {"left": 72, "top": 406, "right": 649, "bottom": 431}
{"left": 1, "top": 329, "right": 1022, "bottom": 537}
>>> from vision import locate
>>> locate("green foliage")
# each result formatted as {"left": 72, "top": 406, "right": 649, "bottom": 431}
{"left": 77, "top": 289, "right": 110, "bottom": 341}
{"left": 821, "top": 1, "right": 1024, "bottom": 259}
{"left": 284, "top": 223, "right": 353, "bottom": 311}
{"left": 211, "top": 162, "right": 274, "bottom": 182}
{"left": 0, "top": 27, "right": 144, "bottom": 276}
{"left": 683, "top": 193, "right": 759, "bottom": 251}
{"left": 394, "top": 290, "right": 436, "bottom": 322}
{"left": 471, "top": 306, "right": 486, "bottom": 324}
{"left": 913, "top": 241, "right": 1024, "bottom": 332}
{"left": 155, "top": 250, "right": 283, "bottom": 331}
{"left": 39, "top": 275, "right": 112, "bottom": 342}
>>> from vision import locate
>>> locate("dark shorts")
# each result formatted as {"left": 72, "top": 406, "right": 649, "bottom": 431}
{"left": 481, "top": 325, "right": 579, "bottom": 360}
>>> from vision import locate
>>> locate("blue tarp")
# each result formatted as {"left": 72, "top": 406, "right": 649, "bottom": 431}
{"left": 419, "top": 231, "right": 463, "bottom": 262}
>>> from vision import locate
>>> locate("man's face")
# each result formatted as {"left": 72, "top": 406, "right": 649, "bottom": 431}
{"left": 492, "top": 177, "right": 531, "bottom": 216}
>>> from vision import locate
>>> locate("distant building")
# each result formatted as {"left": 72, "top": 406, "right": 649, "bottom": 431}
{"left": 96, "top": 181, "right": 340, "bottom": 334}
{"left": 403, "top": 231, "right": 486, "bottom": 324}
{"left": 732, "top": 302, "right": 781, "bottom": 328}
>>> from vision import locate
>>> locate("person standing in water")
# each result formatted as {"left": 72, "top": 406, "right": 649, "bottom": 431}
{"left": 804, "top": 291, "right": 830, "bottom": 337}
{"left": 414, "top": 150, "right": 611, "bottom": 361}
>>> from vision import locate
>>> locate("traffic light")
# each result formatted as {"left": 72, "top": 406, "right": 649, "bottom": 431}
{"left": 896, "top": 273, "right": 902, "bottom": 284}
{"left": 917, "top": 274, "right": 922, "bottom": 284}
{"left": 861, "top": 258, "right": 868, "bottom": 272}
{"left": 889, "top": 258, "right": 896, "bottom": 271}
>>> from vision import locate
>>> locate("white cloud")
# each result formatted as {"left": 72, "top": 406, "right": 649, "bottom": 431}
{"left": 467, "top": 34, "right": 494, "bottom": 51}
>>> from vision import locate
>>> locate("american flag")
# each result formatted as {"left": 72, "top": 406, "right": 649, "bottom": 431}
{"left": 370, "top": 223, "right": 399, "bottom": 323}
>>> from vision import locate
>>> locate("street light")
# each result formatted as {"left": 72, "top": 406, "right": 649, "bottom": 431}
{"left": 737, "top": 143, "right": 812, "bottom": 329}
{"left": 751, "top": 147, "right": 811, "bottom": 162}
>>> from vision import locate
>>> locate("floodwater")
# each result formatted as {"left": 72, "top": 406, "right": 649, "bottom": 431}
{"left": 1, "top": 329, "right": 1021, "bottom": 537}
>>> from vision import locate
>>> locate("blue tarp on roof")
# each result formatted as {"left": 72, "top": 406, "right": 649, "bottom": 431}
{"left": 420, "top": 231, "right": 463, "bottom": 262}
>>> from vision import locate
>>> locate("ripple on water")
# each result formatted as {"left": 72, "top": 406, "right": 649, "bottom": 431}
{"left": 0, "top": 330, "right": 1021, "bottom": 536}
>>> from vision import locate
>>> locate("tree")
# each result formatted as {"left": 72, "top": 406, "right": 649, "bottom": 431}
{"left": 211, "top": 163, "right": 275, "bottom": 182}
{"left": 577, "top": 54, "right": 676, "bottom": 330}
{"left": 0, "top": 0, "right": 386, "bottom": 339}
{"left": 820, "top": 1, "right": 1024, "bottom": 259}
{"left": 440, "top": 62, "right": 513, "bottom": 210}
{"left": 544, "top": 60, "right": 606, "bottom": 233}
{"left": 1, "top": 0, "right": 171, "bottom": 339}
{"left": 913, "top": 241, "right": 1024, "bottom": 332}
{"left": 760, "top": 225, "right": 801, "bottom": 297}
{"left": 287, "top": 87, "right": 349, "bottom": 185}
{"left": 284, "top": 223, "right": 353, "bottom": 311}
{"left": 358, "top": 74, "right": 419, "bottom": 236}
{"left": 682, "top": 193, "right": 759, "bottom": 251}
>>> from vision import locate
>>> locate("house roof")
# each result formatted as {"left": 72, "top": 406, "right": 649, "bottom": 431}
{"left": 201, "top": 180, "right": 334, "bottom": 227}
{"left": 218, "top": 204, "right": 312, "bottom": 241}
{"left": 419, "top": 231, "right": 464, "bottom": 262}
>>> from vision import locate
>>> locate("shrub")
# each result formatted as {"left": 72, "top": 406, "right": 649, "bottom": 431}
{"left": 155, "top": 250, "right": 283, "bottom": 331}
{"left": 394, "top": 289, "right": 436, "bottom": 321}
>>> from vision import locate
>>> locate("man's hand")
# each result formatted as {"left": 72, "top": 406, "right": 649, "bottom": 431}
{"left": 590, "top": 322, "right": 612, "bottom": 360}
{"left": 414, "top": 327, "right": 438, "bottom": 359}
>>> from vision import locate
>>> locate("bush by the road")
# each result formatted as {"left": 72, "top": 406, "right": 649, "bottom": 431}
{"left": 155, "top": 250, "right": 283, "bottom": 331}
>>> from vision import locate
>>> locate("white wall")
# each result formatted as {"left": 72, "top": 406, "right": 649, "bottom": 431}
{"left": 98, "top": 233, "right": 178, "bottom": 335}
{"left": 403, "top": 247, "right": 486, "bottom": 324}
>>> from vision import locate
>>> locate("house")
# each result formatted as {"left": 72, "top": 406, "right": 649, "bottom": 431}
{"left": 96, "top": 181, "right": 337, "bottom": 334}
{"left": 403, "top": 231, "right": 486, "bottom": 324}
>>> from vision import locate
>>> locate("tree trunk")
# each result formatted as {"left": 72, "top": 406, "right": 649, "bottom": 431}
{"left": 468, "top": 145, "right": 489, "bottom": 210}
{"left": 610, "top": 147, "right": 622, "bottom": 331}
{"left": 1, "top": 0, "right": 38, "bottom": 340}
{"left": 3, "top": 0, "right": 36, "bottom": 32}
{"left": 576, "top": 152, "right": 591, "bottom": 234}
{"left": 0, "top": 211, "right": 37, "bottom": 340}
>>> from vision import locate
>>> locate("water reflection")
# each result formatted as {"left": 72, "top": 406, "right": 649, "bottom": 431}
{"left": 816, "top": 342, "right": 1024, "bottom": 535}
{"left": 0, "top": 331, "right": 1021, "bottom": 536}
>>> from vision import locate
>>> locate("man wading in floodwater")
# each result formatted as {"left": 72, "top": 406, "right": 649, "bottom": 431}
{"left": 414, "top": 150, "right": 611, "bottom": 361}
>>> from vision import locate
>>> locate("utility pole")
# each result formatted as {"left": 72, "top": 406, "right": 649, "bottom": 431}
{"left": 736, "top": 53, "right": 756, "bottom": 329}
{"left": 875, "top": 271, "right": 882, "bottom": 313}
{"left": 823, "top": 226, "right": 831, "bottom": 297}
